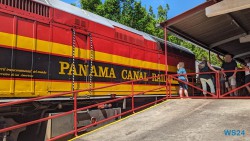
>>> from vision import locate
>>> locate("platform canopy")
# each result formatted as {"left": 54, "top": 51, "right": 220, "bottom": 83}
{"left": 160, "top": 0, "right": 250, "bottom": 61}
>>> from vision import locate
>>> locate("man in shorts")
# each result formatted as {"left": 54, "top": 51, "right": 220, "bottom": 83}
{"left": 221, "top": 54, "right": 238, "bottom": 96}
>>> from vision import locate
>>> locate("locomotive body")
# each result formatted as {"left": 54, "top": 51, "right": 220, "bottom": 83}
{"left": 0, "top": 1, "right": 195, "bottom": 140}
{"left": 0, "top": 0, "right": 195, "bottom": 98}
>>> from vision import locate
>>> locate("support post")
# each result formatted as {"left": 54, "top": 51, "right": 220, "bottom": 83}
{"left": 73, "top": 92, "right": 78, "bottom": 136}
{"left": 192, "top": 76, "right": 194, "bottom": 96}
{"left": 170, "top": 76, "right": 172, "bottom": 97}
{"left": 131, "top": 82, "right": 135, "bottom": 113}
{"left": 164, "top": 27, "right": 169, "bottom": 97}
{"left": 215, "top": 73, "right": 220, "bottom": 98}
{"left": 209, "top": 50, "right": 211, "bottom": 62}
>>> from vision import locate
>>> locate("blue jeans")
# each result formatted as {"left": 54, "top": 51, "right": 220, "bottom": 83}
{"left": 179, "top": 79, "right": 188, "bottom": 90}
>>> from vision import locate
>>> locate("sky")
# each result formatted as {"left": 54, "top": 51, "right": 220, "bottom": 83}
{"left": 61, "top": 0, "right": 206, "bottom": 19}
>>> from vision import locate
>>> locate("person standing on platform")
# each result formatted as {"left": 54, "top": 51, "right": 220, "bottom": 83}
{"left": 241, "top": 57, "right": 250, "bottom": 93}
{"left": 198, "top": 57, "right": 218, "bottom": 96}
{"left": 177, "top": 62, "right": 189, "bottom": 98}
{"left": 218, "top": 54, "right": 238, "bottom": 96}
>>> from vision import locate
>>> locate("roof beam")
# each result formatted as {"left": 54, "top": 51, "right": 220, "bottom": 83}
{"left": 168, "top": 27, "right": 226, "bottom": 55}
{"left": 206, "top": 0, "right": 250, "bottom": 17}
{"left": 227, "top": 14, "right": 248, "bottom": 34}
{"left": 240, "top": 35, "right": 250, "bottom": 43}
{"left": 234, "top": 51, "right": 250, "bottom": 59}
{"left": 160, "top": 0, "right": 216, "bottom": 27}
{"left": 168, "top": 27, "right": 208, "bottom": 48}
{"left": 209, "top": 33, "right": 247, "bottom": 48}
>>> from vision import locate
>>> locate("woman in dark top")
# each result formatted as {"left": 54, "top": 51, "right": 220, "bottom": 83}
{"left": 198, "top": 57, "right": 218, "bottom": 96}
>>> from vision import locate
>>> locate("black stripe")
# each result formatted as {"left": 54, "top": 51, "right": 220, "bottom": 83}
{"left": 0, "top": 47, "right": 178, "bottom": 85}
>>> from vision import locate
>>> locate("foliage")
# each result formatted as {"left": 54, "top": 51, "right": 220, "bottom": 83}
{"left": 100, "top": 0, "right": 121, "bottom": 21}
{"left": 79, "top": 0, "right": 222, "bottom": 66}
{"left": 80, "top": 0, "right": 102, "bottom": 13}
{"left": 168, "top": 35, "right": 222, "bottom": 66}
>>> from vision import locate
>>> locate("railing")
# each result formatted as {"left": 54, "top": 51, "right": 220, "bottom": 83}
{"left": 168, "top": 69, "right": 250, "bottom": 99}
{"left": 0, "top": 69, "right": 249, "bottom": 141}
{"left": 0, "top": 74, "right": 168, "bottom": 141}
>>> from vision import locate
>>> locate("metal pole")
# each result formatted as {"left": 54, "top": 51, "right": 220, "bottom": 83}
{"left": 192, "top": 76, "right": 194, "bottom": 96}
{"left": 217, "top": 73, "right": 221, "bottom": 98}
{"left": 209, "top": 50, "right": 211, "bottom": 62}
{"left": 170, "top": 76, "right": 172, "bottom": 97}
{"left": 215, "top": 73, "right": 219, "bottom": 98}
{"left": 73, "top": 92, "right": 78, "bottom": 136}
{"left": 164, "top": 27, "right": 169, "bottom": 97}
{"left": 131, "top": 82, "right": 135, "bottom": 113}
{"left": 218, "top": 73, "right": 221, "bottom": 98}
{"left": 166, "top": 75, "right": 169, "bottom": 97}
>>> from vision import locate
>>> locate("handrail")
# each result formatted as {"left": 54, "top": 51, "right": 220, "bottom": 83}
{"left": 1, "top": 69, "right": 250, "bottom": 141}
{"left": 51, "top": 96, "right": 169, "bottom": 141}
{"left": 170, "top": 71, "right": 216, "bottom": 77}
{"left": 0, "top": 85, "right": 164, "bottom": 134}
{"left": 169, "top": 69, "right": 250, "bottom": 98}
{"left": 221, "top": 83, "right": 250, "bottom": 97}
{"left": 170, "top": 68, "right": 250, "bottom": 77}
{"left": 0, "top": 74, "right": 167, "bottom": 138}
{"left": 0, "top": 74, "right": 166, "bottom": 108}
{"left": 169, "top": 75, "right": 217, "bottom": 97}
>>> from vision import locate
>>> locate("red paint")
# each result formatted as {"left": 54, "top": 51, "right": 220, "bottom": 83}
{"left": 0, "top": 1, "right": 196, "bottom": 69}
{"left": 0, "top": 12, "right": 15, "bottom": 33}
{"left": 37, "top": 23, "right": 50, "bottom": 41}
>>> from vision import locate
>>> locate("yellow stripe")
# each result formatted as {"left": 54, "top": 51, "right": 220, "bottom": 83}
{"left": 0, "top": 32, "right": 14, "bottom": 47}
{"left": 0, "top": 32, "right": 181, "bottom": 72}
{"left": 0, "top": 80, "right": 178, "bottom": 97}
{"left": 69, "top": 99, "right": 171, "bottom": 141}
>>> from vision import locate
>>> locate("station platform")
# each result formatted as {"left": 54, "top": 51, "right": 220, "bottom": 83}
{"left": 71, "top": 99, "right": 250, "bottom": 141}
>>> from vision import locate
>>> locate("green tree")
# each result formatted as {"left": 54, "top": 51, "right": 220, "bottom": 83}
{"left": 144, "top": 6, "right": 157, "bottom": 35}
{"left": 119, "top": 1, "right": 155, "bottom": 35}
{"left": 169, "top": 35, "right": 222, "bottom": 66}
{"left": 132, "top": 1, "right": 148, "bottom": 30}
{"left": 101, "top": 0, "right": 121, "bottom": 21}
{"left": 120, "top": 0, "right": 135, "bottom": 27}
{"left": 157, "top": 4, "right": 169, "bottom": 23}
{"left": 144, "top": 13, "right": 156, "bottom": 35}
{"left": 155, "top": 4, "right": 169, "bottom": 38}
{"left": 149, "top": 6, "right": 155, "bottom": 18}
{"left": 80, "top": 0, "right": 102, "bottom": 13}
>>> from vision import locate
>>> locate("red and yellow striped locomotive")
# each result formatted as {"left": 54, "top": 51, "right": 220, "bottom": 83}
{"left": 0, "top": 0, "right": 195, "bottom": 98}
{"left": 0, "top": 0, "right": 196, "bottom": 140}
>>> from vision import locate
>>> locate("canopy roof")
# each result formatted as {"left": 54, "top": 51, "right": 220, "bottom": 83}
{"left": 161, "top": 0, "right": 250, "bottom": 61}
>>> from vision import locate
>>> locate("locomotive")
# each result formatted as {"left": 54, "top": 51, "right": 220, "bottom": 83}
{"left": 0, "top": 0, "right": 195, "bottom": 140}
